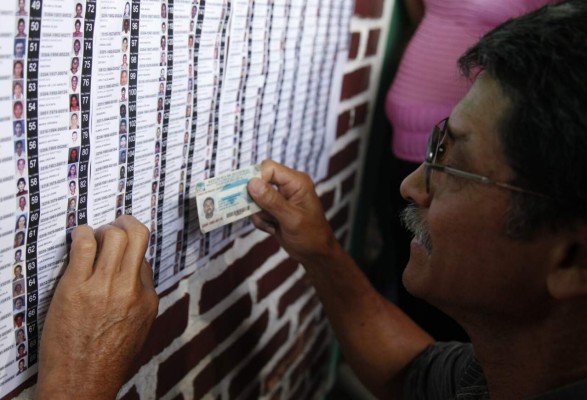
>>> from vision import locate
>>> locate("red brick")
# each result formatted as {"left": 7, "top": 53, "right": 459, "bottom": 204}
{"left": 278, "top": 275, "right": 311, "bottom": 318}
{"left": 366, "top": 29, "right": 381, "bottom": 56}
{"left": 337, "top": 110, "right": 350, "bottom": 138}
{"left": 192, "top": 311, "right": 269, "bottom": 399}
{"left": 338, "top": 102, "right": 369, "bottom": 140}
{"left": 328, "top": 138, "right": 360, "bottom": 177}
{"left": 341, "top": 172, "right": 357, "bottom": 197}
{"left": 257, "top": 258, "right": 299, "bottom": 302}
{"left": 129, "top": 294, "right": 190, "bottom": 376}
{"left": 200, "top": 236, "right": 280, "bottom": 313}
{"left": 119, "top": 386, "right": 139, "bottom": 400}
{"left": 355, "top": 0, "right": 384, "bottom": 18}
{"left": 299, "top": 294, "right": 320, "bottom": 327}
{"left": 329, "top": 204, "right": 350, "bottom": 232}
{"left": 229, "top": 322, "right": 290, "bottom": 398}
{"left": 264, "top": 316, "right": 319, "bottom": 393}
{"left": 289, "top": 326, "right": 329, "bottom": 385}
{"left": 354, "top": 102, "right": 369, "bottom": 127}
{"left": 348, "top": 32, "right": 360, "bottom": 59}
{"left": 341, "top": 66, "right": 371, "bottom": 100}
{"left": 264, "top": 336, "right": 304, "bottom": 392}
{"left": 157, "top": 294, "right": 253, "bottom": 397}
{"left": 319, "top": 189, "right": 335, "bottom": 212}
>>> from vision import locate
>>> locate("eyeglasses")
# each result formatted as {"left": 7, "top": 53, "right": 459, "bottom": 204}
{"left": 424, "top": 118, "right": 550, "bottom": 198}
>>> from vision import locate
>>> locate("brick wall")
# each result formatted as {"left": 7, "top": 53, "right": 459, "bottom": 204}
{"left": 11, "top": 0, "right": 394, "bottom": 399}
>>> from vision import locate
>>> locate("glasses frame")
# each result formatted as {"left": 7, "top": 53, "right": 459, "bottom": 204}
{"left": 424, "top": 118, "right": 550, "bottom": 199}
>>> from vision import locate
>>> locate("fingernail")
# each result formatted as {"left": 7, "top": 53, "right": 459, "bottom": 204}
{"left": 248, "top": 178, "right": 265, "bottom": 196}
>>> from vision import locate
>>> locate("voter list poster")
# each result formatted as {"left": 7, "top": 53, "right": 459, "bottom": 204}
{"left": 0, "top": 0, "right": 352, "bottom": 394}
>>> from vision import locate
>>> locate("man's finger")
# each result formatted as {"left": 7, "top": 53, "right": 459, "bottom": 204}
{"left": 258, "top": 160, "right": 307, "bottom": 199}
{"left": 251, "top": 213, "right": 277, "bottom": 235}
{"left": 93, "top": 223, "right": 128, "bottom": 276}
{"left": 111, "top": 215, "right": 150, "bottom": 282}
{"left": 140, "top": 259, "right": 155, "bottom": 289}
{"left": 248, "top": 177, "right": 296, "bottom": 223}
{"left": 64, "top": 225, "right": 97, "bottom": 284}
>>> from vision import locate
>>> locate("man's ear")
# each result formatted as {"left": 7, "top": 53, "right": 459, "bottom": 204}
{"left": 547, "top": 226, "right": 587, "bottom": 300}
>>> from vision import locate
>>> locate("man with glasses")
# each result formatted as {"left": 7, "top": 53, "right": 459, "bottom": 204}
{"left": 244, "top": 1, "right": 587, "bottom": 399}
{"left": 34, "top": 0, "right": 587, "bottom": 398}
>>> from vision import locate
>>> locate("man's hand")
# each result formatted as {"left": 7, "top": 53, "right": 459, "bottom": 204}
{"left": 35, "top": 216, "right": 159, "bottom": 400}
{"left": 247, "top": 160, "right": 340, "bottom": 264}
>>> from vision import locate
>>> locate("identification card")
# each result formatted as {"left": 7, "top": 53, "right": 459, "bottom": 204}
{"left": 194, "top": 165, "right": 262, "bottom": 233}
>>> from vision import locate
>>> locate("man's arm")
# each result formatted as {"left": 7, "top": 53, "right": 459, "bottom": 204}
{"left": 35, "top": 216, "right": 159, "bottom": 400}
{"left": 247, "top": 160, "right": 433, "bottom": 399}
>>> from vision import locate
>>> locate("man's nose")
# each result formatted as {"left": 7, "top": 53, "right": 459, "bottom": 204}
{"left": 399, "top": 163, "right": 432, "bottom": 208}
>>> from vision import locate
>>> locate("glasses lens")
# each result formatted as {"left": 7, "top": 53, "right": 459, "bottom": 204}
{"left": 425, "top": 118, "right": 448, "bottom": 193}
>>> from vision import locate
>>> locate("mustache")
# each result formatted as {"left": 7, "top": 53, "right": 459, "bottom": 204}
{"left": 400, "top": 204, "right": 432, "bottom": 254}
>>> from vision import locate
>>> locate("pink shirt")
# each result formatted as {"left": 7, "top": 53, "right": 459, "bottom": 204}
{"left": 386, "top": 0, "right": 554, "bottom": 162}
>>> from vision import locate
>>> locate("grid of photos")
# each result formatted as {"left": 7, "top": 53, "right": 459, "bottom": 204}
{"left": 13, "top": 0, "right": 29, "bottom": 376}
{"left": 173, "top": 0, "right": 199, "bottom": 275}
{"left": 67, "top": 2, "right": 85, "bottom": 234}
{"left": 116, "top": 1, "right": 131, "bottom": 219}
{"left": 148, "top": 0, "right": 169, "bottom": 268}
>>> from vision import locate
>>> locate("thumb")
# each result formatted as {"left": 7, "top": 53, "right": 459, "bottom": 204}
{"left": 248, "top": 178, "right": 294, "bottom": 222}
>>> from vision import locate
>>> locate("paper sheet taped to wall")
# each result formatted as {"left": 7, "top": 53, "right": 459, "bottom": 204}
{"left": 0, "top": 0, "right": 352, "bottom": 393}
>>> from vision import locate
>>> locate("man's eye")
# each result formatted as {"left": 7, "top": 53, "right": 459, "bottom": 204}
{"left": 436, "top": 144, "right": 447, "bottom": 161}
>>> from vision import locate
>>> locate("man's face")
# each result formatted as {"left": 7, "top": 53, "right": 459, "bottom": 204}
{"left": 15, "top": 123, "right": 22, "bottom": 136}
{"left": 204, "top": 199, "right": 214, "bottom": 218}
{"left": 74, "top": 40, "right": 80, "bottom": 53}
{"left": 76, "top": 4, "right": 82, "bottom": 15}
{"left": 17, "top": 160, "right": 24, "bottom": 172}
{"left": 72, "top": 77, "right": 78, "bottom": 91}
{"left": 399, "top": 74, "right": 554, "bottom": 321}
{"left": 70, "top": 182, "right": 75, "bottom": 193}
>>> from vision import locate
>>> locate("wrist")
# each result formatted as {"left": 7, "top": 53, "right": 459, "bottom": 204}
{"left": 36, "top": 365, "right": 121, "bottom": 400}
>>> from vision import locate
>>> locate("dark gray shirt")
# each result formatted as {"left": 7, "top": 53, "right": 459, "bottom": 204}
{"left": 403, "top": 342, "right": 587, "bottom": 399}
